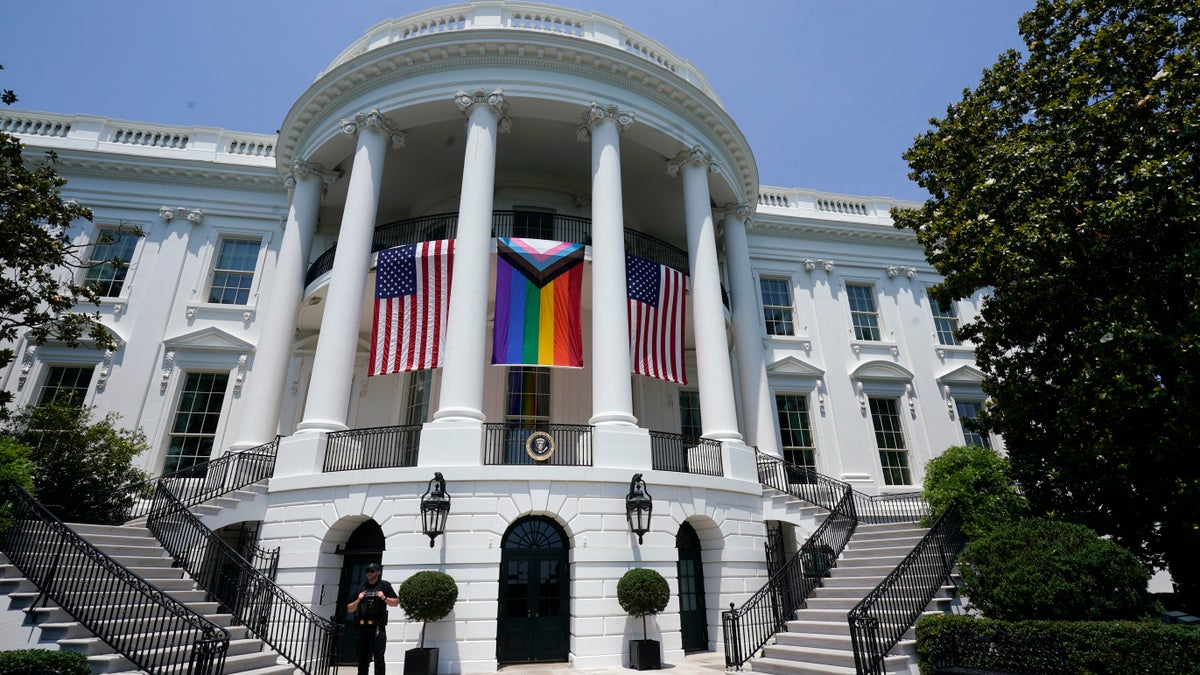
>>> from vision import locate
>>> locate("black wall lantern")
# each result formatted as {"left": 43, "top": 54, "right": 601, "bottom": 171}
{"left": 625, "top": 473, "right": 653, "bottom": 544}
{"left": 420, "top": 472, "right": 451, "bottom": 548}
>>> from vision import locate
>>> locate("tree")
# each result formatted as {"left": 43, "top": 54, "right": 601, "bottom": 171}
{"left": 922, "top": 445, "right": 1027, "bottom": 538}
{"left": 1, "top": 65, "right": 118, "bottom": 415}
{"left": 3, "top": 404, "right": 149, "bottom": 524}
{"left": 893, "top": 0, "right": 1200, "bottom": 610}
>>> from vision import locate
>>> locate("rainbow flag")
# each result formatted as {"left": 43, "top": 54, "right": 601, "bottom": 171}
{"left": 492, "top": 238, "right": 584, "bottom": 367}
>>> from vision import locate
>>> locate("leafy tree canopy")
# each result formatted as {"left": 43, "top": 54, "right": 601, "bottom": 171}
{"left": 1, "top": 65, "right": 119, "bottom": 415}
{"left": 893, "top": 0, "right": 1200, "bottom": 610}
{"left": 923, "top": 445, "right": 1027, "bottom": 538}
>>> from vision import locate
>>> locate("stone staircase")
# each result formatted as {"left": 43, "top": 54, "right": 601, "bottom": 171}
{"left": 750, "top": 521, "right": 957, "bottom": 675}
{"left": 0, "top": 521, "right": 293, "bottom": 674}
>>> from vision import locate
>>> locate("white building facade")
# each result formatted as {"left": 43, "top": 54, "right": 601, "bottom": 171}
{"left": 1, "top": 2, "right": 994, "bottom": 671}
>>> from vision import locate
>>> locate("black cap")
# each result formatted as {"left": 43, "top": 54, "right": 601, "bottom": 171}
{"left": 366, "top": 563, "right": 382, "bottom": 573}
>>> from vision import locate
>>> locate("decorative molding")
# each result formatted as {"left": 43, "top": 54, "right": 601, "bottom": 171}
{"left": 905, "top": 383, "right": 916, "bottom": 418}
{"left": 242, "top": 310, "right": 254, "bottom": 323}
{"left": 160, "top": 351, "right": 175, "bottom": 393}
{"left": 233, "top": 354, "right": 248, "bottom": 395}
{"left": 186, "top": 307, "right": 197, "bottom": 320}
{"left": 713, "top": 202, "right": 751, "bottom": 223}
{"left": 453, "top": 89, "right": 512, "bottom": 133}
{"left": 159, "top": 206, "right": 204, "bottom": 225}
{"left": 891, "top": 346, "right": 900, "bottom": 358}
{"left": 186, "top": 208, "right": 204, "bottom": 225}
{"left": 112, "top": 303, "right": 126, "bottom": 316}
{"left": 340, "top": 109, "right": 407, "bottom": 148}
{"left": 17, "top": 346, "right": 36, "bottom": 391}
{"left": 96, "top": 350, "right": 114, "bottom": 392}
{"left": 665, "top": 146, "right": 720, "bottom": 177}
{"left": 290, "top": 378, "right": 300, "bottom": 397}
{"left": 576, "top": 101, "right": 635, "bottom": 141}
{"left": 284, "top": 159, "right": 342, "bottom": 188}
{"left": 886, "top": 265, "right": 917, "bottom": 279}
{"left": 816, "top": 379, "right": 826, "bottom": 416}
{"left": 803, "top": 258, "right": 835, "bottom": 273}
{"left": 159, "top": 206, "right": 176, "bottom": 222}
{"left": 944, "top": 385, "right": 956, "bottom": 419}
{"left": 856, "top": 381, "right": 866, "bottom": 414}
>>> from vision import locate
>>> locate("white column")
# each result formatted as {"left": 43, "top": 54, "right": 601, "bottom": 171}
{"left": 667, "top": 148, "right": 742, "bottom": 441}
{"left": 297, "top": 111, "right": 405, "bottom": 433}
{"left": 233, "top": 161, "right": 339, "bottom": 448}
{"left": 433, "top": 89, "right": 509, "bottom": 423}
{"left": 581, "top": 103, "right": 637, "bottom": 426}
{"left": 720, "top": 204, "right": 778, "bottom": 454}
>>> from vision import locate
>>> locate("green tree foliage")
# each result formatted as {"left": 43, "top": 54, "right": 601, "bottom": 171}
{"left": 0, "top": 648, "right": 90, "bottom": 675}
{"left": 960, "top": 518, "right": 1157, "bottom": 622}
{"left": 892, "top": 0, "right": 1200, "bottom": 609}
{"left": 397, "top": 570, "right": 458, "bottom": 648}
{"left": 0, "top": 436, "right": 35, "bottom": 529}
{"left": 617, "top": 568, "right": 670, "bottom": 640}
{"left": 3, "top": 404, "right": 149, "bottom": 524}
{"left": 1, "top": 65, "right": 119, "bottom": 415}
{"left": 923, "top": 445, "right": 1027, "bottom": 538}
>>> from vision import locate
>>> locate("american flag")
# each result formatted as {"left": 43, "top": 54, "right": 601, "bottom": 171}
{"left": 369, "top": 240, "right": 454, "bottom": 375}
{"left": 626, "top": 254, "right": 687, "bottom": 384}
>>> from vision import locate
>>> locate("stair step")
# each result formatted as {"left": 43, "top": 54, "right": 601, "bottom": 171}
{"left": 751, "top": 655, "right": 856, "bottom": 674}
{"left": 763, "top": 644, "right": 855, "bottom": 668}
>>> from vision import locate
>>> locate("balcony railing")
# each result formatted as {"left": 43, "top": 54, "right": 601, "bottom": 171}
{"left": 648, "top": 431, "right": 723, "bottom": 476}
{"left": 482, "top": 423, "right": 593, "bottom": 466}
{"left": 304, "top": 211, "right": 689, "bottom": 285}
{"left": 324, "top": 425, "right": 421, "bottom": 472}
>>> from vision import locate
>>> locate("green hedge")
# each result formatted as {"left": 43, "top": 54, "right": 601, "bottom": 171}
{"left": 0, "top": 649, "right": 90, "bottom": 674}
{"left": 916, "top": 614, "right": 1200, "bottom": 675}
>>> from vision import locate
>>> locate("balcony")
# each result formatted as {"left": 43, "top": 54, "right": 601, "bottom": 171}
{"left": 304, "top": 211, "right": 689, "bottom": 286}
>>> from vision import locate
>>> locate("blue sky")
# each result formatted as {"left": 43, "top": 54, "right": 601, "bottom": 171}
{"left": 4, "top": 1, "right": 1032, "bottom": 202}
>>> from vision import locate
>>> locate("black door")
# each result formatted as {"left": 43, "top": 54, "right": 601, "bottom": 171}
{"left": 497, "top": 516, "right": 570, "bottom": 664}
{"left": 335, "top": 521, "right": 385, "bottom": 664}
{"left": 676, "top": 522, "right": 709, "bottom": 651}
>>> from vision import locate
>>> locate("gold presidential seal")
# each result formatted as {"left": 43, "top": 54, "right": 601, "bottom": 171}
{"left": 525, "top": 431, "right": 555, "bottom": 462}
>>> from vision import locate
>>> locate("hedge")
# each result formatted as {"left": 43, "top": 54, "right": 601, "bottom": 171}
{"left": 0, "top": 649, "right": 89, "bottom": 674}
{"left": 916, "top": 613, "right": 1200, "bottom": 675}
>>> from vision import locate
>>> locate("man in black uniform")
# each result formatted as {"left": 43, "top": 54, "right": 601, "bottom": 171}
{"left": 346, "top": 562, "right": 399, "bottom": 675}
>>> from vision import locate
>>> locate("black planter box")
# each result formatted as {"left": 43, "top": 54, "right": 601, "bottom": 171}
{"left": 403, "top": 647, "right": 439, "bottom": 675}
{"left": 629, "top": 639, "right": 661, "bottom": 670}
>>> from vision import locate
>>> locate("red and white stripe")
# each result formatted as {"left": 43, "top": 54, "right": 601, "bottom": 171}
{"left": 628, "top": 264, "right": 687, "bottom": 384}
{"left": 369, "top": 239, "right": 454, "bottom": 375}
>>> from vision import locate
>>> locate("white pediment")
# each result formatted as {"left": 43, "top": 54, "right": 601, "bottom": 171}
{"left": 766, "top": 356, "right": 825, "bottom": 378}
{"left": 937, "top": 364, "right": 986, "bottom": 386}
{"left": 850, "top": 360, "right": 915, "bottom": 381}
{"left": 163, "top": 326, "right": 254, "bottom": 352}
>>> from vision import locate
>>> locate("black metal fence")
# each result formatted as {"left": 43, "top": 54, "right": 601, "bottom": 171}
{"left": 127, "top": 439, "right": 279, "bottom": 521}
{"left": 2, "top": 484, "right": 229, "bottom": 674}
{"left": 147, "top": 483, "right": 341, "bottom": 675}
{"left": 757, "top": 450, "right": 929, "bottom": 524}
{"left": 649, "top": 431, "right": 724, "bottom": 476}
{"left": 849, "top": 507, "right": 966, "bottom": 675}
{"left": 324, "top": 425, "right": 421, "bottom": 472}
{"left": 482, "top": 423, "right": 593, "bottom": 465}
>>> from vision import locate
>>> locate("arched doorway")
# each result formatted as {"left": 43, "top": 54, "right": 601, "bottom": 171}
{"left": 676, "top": 522, "right": 709, "bottom": 651}
{"left": 496, "top": 515, "right": 570, "bottom": 664}
{"left": 335, "top": 520, "right": 385, "bottom": 664}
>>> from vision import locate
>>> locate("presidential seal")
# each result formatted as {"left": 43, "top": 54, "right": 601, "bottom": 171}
{"left": 525, "top": 431, "right": 555, "bottom": 462}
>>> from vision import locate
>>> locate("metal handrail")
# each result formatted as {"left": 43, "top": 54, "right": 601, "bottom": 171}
{"left": 127, "top": 438, "right": 279, "bottom": 519}
{"left": 325, "top": 425, "right": 421, "bottom": 472}
{"left": 648, "top": 431, "right": 723, "bottom": 476}
{"left": 147, "top": 482, "right": 341, "bottom": 675}
{"left": 848, "top": 507, "right": 966, "bottom": 675}
{"left": 1, "top": 484, "right": 229, "bottom": 674}
{"left": 757, "top": 450, "right": 929, "bottom": 524}
{"left": 482, "top": 423, "right": 593, "bottom": 466}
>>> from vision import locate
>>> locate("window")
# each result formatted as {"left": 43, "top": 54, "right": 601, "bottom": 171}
{"left": 759, "top": 277, "right": 795, "bottom": 336}
{"left": 929, "top": 290, "right": 961, "bottom": 346}
{"left": 776, "top": 394, "right": 816, "bottom": 478}
{"left": 165, "top": 372, "right": 229, "bottom": 474}
{"left": 37, "top": 366, "right": 92, "bottom": 407}
{"left": 847, "top": 283, "right": 881, "bottom": 341}
{"left": 404, "top": 370, "right": 432, "bottom": 425}
{"left": 208, "top": 238, "right": 261, "bottom": 304}
{"left": 956, "top": 400, "right": 991, "bottom": 449}
{"left": 511, "top": 210, "right": 556, "bottom": 240}
{"left": 869, "top": 397, "right": 911, "bottom": 485}
{"left": 83, "top": 227, "right": 138, "bottom": 297}
{"left": 679, "top": 390, "right": 702, "bottom": 437}
{"left": 505, "top": 367, "right": 550, "bottom": 426}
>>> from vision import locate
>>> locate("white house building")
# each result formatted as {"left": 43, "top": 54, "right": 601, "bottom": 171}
{"left": 1, "top": 2, "right": 993, "bottom": 672}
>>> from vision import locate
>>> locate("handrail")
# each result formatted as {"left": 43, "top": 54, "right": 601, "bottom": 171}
{"left": 325, "top": 425, "right": 421, "bottom": 472}
{"left": 848, "top": 507, "right": 966, "bottom": 675}
{"left": 482, "top": 423, "right": 593, "bottom": 466}
{"left": 147, "top": 482, "right": 341, "bottom": 675}
{"left": 648, "top": 431, "right": 723, "bottom": 476}
{"left": 757, "top": 450, "right": 929, "bottom": 524}
{"left": 127, "top": 438, "right": 279, "bottom": 519}
{"left": 1, "top": 484, "right": 229, "bottom": 674}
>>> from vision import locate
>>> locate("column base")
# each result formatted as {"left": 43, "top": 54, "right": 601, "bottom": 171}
{"left": 704, "top": 429, "right": 744, "bottom": 443}
{"left": 432, "top": 407, "right": 486, "bottom": 423}
{"left": 591, "top": 425, "right": 651, "bottom": 470}
{"left": 588, "top": 412, "right": 639, "bottom": 426}
{"left": 295, "top": 419, "right": 349, "bottom": 434}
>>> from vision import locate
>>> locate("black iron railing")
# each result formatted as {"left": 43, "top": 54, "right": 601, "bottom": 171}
{"left": 324, "top": 425, "right": 422, "bottom": 472}
{"left": 482, "top": 423, "right": 593, "bottom": 465}
{"left": 648, "top": 431, "right": 723, "bottom": 476}
{"left": 849, "top": 507, "right": 966, "bottom": 675}
{"left": 147, "top": 483, "right": 340, "bottom": 675}
{"left": 757, "top": 450, "right": 929, "bottom": 525}
{"left": 2, "top": 484, "right": 229, "bottom": 674}
{"left": 304, "top": 211, "right": 691, "bottom": 285}
{"left": 127, "top": 438, "right": 279, "bottom": 521}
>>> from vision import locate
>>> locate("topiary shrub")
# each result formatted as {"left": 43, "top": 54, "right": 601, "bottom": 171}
{"left": 617, "top": 568, "right": 670, "bottom": 640}
{"left": 959, "top": 518, "right": 1156, "bottom": 621}
{"left": 0, "top": 648, "right": 89, "bottom": 674}
{"left": 398, "top": 570, "right": 458, "bottom": 648}
{"left": 922, "top": 444, "right": 1026, "bottom": 538}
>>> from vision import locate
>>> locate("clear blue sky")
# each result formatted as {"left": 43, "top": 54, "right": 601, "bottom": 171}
{"left": 4, "top": 1, "right": 1033, "bottom": 202}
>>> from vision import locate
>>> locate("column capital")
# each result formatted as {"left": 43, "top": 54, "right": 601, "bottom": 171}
{"left": 454, "top": 88, "right": 512, "bottom": 133}
{"left": 666, "top": 146, "right": 721, "bottom": 177}
{"left": 576, "top": 102, "right": 635, "bottom": 142}
{"left": 283, "top": 160, "right": 343, "bottom": 188}
{"left": 340, "top": 109, "right": 407, "bottom": 148}
{"left": 713, "top": 202, "right": 752, "bottom": 222}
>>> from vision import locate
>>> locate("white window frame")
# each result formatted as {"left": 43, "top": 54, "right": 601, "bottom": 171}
{"left": 81, "top": 224, "right": 142, "bottom": 300}
{"left": 758, "top": 274, "right": 796, "bottom": 337}
{"left": 774, "top": 391, "right": 818, "bottom": 475}
{"left": 845, "top": 281, "right": 883, "bottom": 342}
{"left": 188, "top": 227, "right": 272, "bottom": 316}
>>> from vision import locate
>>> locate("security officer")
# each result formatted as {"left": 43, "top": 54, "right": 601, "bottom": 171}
{"left": 346, "top": 562, "right": 399, "bottom": 675}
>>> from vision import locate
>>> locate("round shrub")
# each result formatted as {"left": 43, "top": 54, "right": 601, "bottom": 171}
{"left": 398, "top": 570, "right": 458, "bottom": 623}
{"left": 923, "top": 444, "right": 1026, "bottom": 538}
{"left": 960, "top": 518, "right": 1155, "bottom": 621}
{"left": 618, "top": 568, "right": 670, "bottom": 640}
